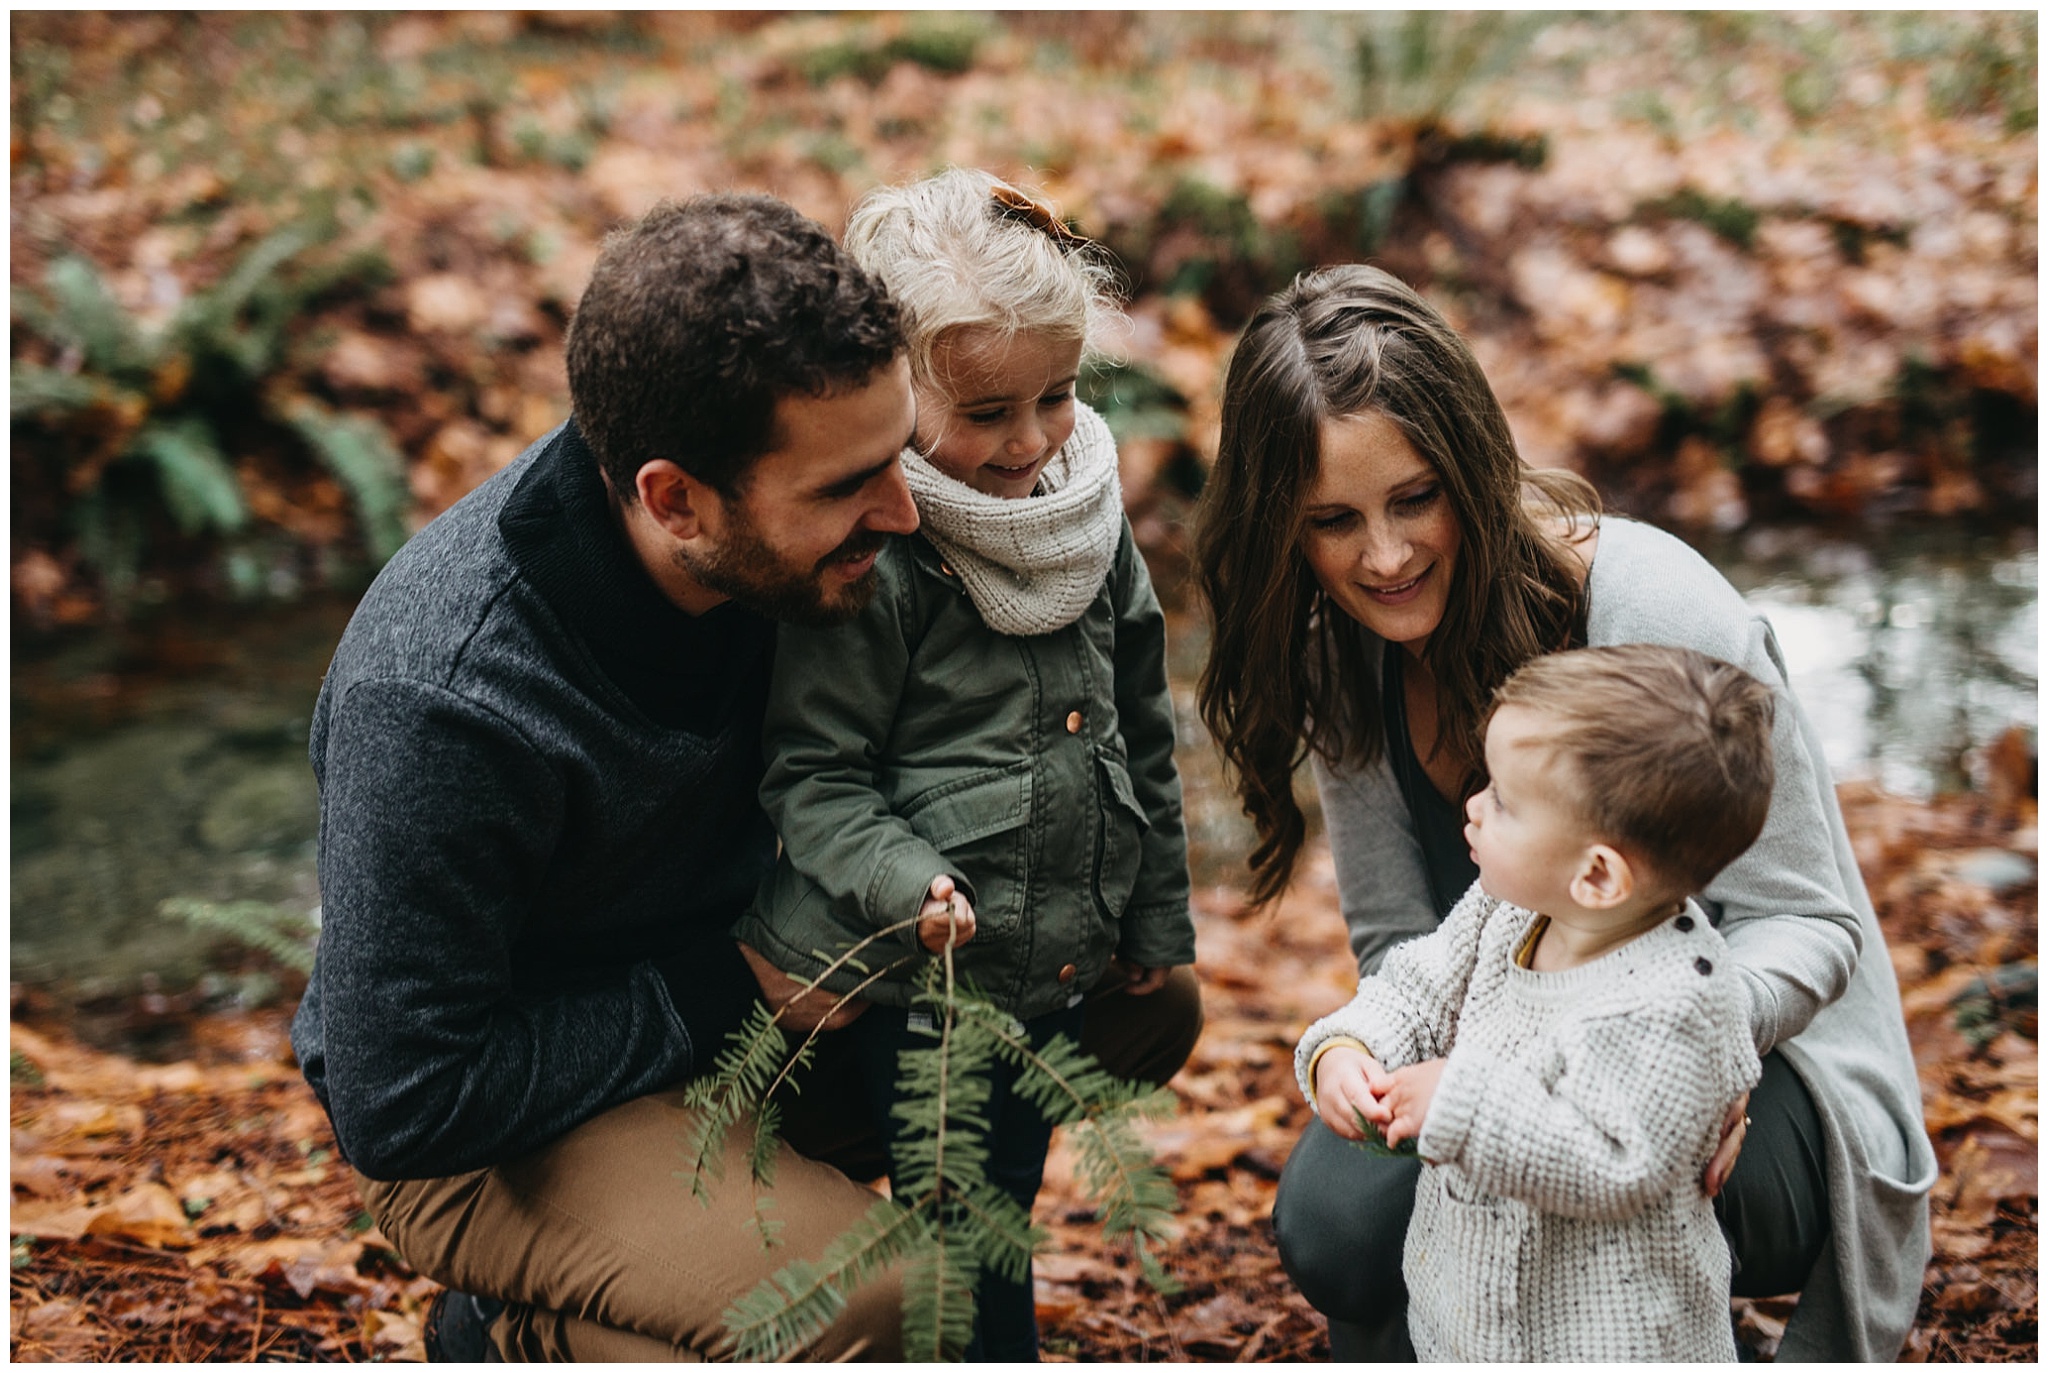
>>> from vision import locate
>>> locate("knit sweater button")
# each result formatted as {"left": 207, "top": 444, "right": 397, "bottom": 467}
{"left": 1065, "top": 710, "right": 1084, "bottom": 734}
{"left": 1676, "top": 914, "right": 1694, "bottom": 932}
{"left": 1057, "top": 963, "right": 1078, "bottom": 984}
{"left": 1695, "top": 956, "right": 1714, "bottom": 975}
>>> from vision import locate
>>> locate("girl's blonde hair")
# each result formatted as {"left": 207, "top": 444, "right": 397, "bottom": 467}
{"left": 842, "top": 167, "right": 1124, "bottom": 389}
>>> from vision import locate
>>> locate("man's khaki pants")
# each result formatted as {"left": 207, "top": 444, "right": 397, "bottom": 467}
{"left": 357, "top": 968, "right": 1203, "bottom": 1361}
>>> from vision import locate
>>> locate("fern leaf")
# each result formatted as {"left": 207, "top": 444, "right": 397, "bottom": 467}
{"left": 899, "top": 1228, "right": 979, "bottom": 1363}
{"left": 157, "top": 897, "right": 316, "bottom": 973}
{"left": 8, "top": 363, "right": 114, "bottom": 420}
{"left": 719, "top": 1198, "right": 930, "bottom": 1362}
{"left": 952, "top": 1179, "right": 1041, "bottom": 1286}
{"left": 678, "top": 1001, "right": 790, "bottom": 1202}
{"left": 1348, "top": 1109, "right": 1421, "bottom": 1157}
{"left": 130, "top": 416, "right": 247, "bottom": 535}
{"left": 173, "top": 225, "right": 319, "bottom": 379}
{"left": 278, "top": 398, "right": 410, "bottom": 561}
{"left": 41, "top": 257, "right": 152, "bottom": 379}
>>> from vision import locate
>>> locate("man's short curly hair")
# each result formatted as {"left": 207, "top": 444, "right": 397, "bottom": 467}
{"left": 566, "top": 194, "right": 903, "bottom": 499}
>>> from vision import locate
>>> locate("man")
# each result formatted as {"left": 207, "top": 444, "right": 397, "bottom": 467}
{"left": 290, "top": 194, "right": 1202, "bottom": 1361}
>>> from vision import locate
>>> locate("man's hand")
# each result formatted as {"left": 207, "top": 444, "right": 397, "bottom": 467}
{"left": 1313, "top": 1044, "right": 1392, "bottom": 1142}
{"left": 737, "top": 941, "right": 866, "bottom": 1032}
{"left": 917, "top": 875, "right": 976, "bottom": 955}
{"left": 1110, "top": 957, "right": 1172, "bottom": 995}
{"left": 1703, "top": 1091, "right": 1752, "bottom": 1197}
{"left": 1379, "top": 1058, "right": 1445, "bottom": 1150}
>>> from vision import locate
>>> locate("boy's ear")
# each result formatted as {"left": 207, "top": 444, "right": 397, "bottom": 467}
{"left": 1569, "top": 844, "right": 1637, "bottom": 910}
{"left": 634, "top": 460, "right": 720, "bottom": 541}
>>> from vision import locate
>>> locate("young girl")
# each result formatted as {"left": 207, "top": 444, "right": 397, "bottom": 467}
{"left": 735, "top": 167, "right": 1196, "bottom": 1361}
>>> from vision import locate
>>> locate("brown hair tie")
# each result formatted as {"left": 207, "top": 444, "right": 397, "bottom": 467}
{"left": 990, "top": 183, "right": 1090, "bottom": 251}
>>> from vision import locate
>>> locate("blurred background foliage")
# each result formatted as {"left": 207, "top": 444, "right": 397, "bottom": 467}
{"left": 8, "top": 9, "right": 2037, "bottom": 626}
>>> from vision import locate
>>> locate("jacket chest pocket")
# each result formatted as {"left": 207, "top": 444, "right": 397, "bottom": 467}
{"left": 900, "top": 763, "right": 1033, "bottom": 940}
{"left": 1094, "top": 754, "right": 1151, "bottom": 921}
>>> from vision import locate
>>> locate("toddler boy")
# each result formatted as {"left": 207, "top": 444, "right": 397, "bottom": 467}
{"left": 1297, "top": 643, "right": 1774, "bottom": 1361}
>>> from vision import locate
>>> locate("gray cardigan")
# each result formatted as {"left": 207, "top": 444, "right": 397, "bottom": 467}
{"left": 1310, "top": 515, "right": 1936, "bottom": 1361}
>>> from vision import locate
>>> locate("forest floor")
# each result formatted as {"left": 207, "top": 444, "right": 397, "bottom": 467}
{"left": 10, "top": 777, "right": 2036, "bottom": 1362}
{"left": 9, "top": 9, "right": 2037, "bottom": 1364}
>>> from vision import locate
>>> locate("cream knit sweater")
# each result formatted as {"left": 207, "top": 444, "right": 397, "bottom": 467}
{"left": 1296, "top": 883, "right": 1761, "bottom": 1362}
{"left": 1307, "top": 516, "right": 1937, "bottom": 1359}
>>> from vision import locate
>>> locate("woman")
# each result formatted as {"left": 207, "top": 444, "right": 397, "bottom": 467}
{"left": 1195, "top": 264, "right": 1934, "bottom": 1361}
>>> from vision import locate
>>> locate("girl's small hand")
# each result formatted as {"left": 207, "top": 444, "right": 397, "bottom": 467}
{"left": 1379, "top": 1058, "right": 1445, "bottom": 1150}
{"left": 916, "top": 875, "right": 977, "bottom": 954}
{"left": 1314, "top": 1045, "right": 1391, "bottom": 1142}
{"left": 1112, "top": 957, "right": 1171, "bottom": 995}
{"left": 1702, "top": 1091, "right": 1752, "bottom": 1197}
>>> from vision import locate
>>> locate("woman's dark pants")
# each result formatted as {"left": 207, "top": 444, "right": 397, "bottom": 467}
{"left": 1273, "top": 1050, "right": 1832, "bottom": 1359}
{"left": 851, "top": 1000, "right": 1087, "bottom": 1363}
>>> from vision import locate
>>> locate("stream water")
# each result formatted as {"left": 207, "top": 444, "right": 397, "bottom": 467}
{"left": 10, "top": 523, "right": 2036, "bottom": 1002}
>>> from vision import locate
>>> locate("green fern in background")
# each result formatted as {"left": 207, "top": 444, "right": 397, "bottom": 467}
{"left": 681, "top": 924, "right": 1180, "bottom": 1362}
{"left": 10, "top": 219, "right": 405, "bottom": 609}
{"left": 157, "top": 897, "right": 319, "bottom": 975}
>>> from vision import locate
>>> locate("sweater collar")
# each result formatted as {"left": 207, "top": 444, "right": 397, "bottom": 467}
{"left": 498, "top": 419, "right": 772, "bottom": 730}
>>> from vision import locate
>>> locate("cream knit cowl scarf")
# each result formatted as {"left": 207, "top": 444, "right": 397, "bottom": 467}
{"left": 901, "top": 401, "right": 1123, "bottom": 637}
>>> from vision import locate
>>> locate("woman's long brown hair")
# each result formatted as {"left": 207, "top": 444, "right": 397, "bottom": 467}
{"left": 1194, "top": 265, "right": 1600, "bottom": 908}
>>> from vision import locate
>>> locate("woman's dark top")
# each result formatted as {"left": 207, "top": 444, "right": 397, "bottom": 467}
{"left": 1381, "top": 641, "right": 1478, "bottom": 921}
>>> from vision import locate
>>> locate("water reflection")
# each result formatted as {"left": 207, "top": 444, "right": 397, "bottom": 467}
{"left": 1711, "top": 525, "right": 2037, "bottom": 796}
{"left": 8, "top": 524, "right": 2037, "bottom": 996}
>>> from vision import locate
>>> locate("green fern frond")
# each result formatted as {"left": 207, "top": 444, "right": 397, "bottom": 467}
{"left": 678, "top": 999, "right": 792, "bottom": 1202}
{"left": 278, "top": 398, "right": 411, "bottom": 561}
{"left": 680, "top": 922, "right": 917, "bottom": 1209}
{"left": 718, "top": 1197, "right": 931, "bottom": 1362}
{"left": 952, "top": 1179, "right": 1040, "bottom": 1286}
{"left": 899, "top": 1230, "right": 979, "bottom": 1363}
{"left": 1349, "top": 1109, "right": 1422, "bottom": 1158}
{"left": 9, "top": 363, "right": 119, "bottom": 420}
{"left": 172, "top": 225, "right": 320, "bottom": 380}
{"left": 130, "top": 416, "right": 247, "bottom": 536}
{"left": 157, "top": 896, "right": 317, "bottom": 973}
{"left": 961, "top": 1003, "right": 1183, "bottom": 1294}
{"left": 39, "top": 257, "right": 153, "bottom": 380}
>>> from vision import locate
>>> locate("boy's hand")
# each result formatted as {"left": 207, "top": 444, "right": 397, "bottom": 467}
{"left": 1110, "top": 956, "right": 1172, "bottom": 995}
{"left": 916, "top": 875, "right": 977, "bottom": 954}
{"left": 1379, "top": 1058, "right": 1445, "bottom": 1150}
{"left": 1314, "top": 1044, "right": 1392, "bottom": 1141}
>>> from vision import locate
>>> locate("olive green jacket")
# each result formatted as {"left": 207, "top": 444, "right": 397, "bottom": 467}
{"left": 736, "top": 524, "right": 1195, "bottom": 1020}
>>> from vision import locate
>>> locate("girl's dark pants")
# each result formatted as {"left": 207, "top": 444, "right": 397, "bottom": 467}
{"left": 850, "top": 999, "right": 1088, "bottom": 1363}
{"left": 1273, "top": 1050, "right": 1832, "bottom": 1360}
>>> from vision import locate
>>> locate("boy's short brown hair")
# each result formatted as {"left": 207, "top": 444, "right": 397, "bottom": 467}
{"left": 1489, "top": 644, "right": 1776, "bottom": 894}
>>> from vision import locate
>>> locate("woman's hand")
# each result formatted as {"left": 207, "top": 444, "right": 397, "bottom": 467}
{"left": 1703, "top": 1091, "right": 1752, "bottom": 1196}
{"left": 917, "top": 875, "right": 977, "bottom": 954}
{"left": 1379, "top": 1058, "right": 1444, "bottom": 1150}
{"left": 1314, "top": 1044, "right": 1393, "bottom": 1141}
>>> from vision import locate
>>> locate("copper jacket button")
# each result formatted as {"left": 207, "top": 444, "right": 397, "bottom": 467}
{"left": 1065, "top": 710, "right": 1083, "bottom": 734}
{"left": 1057, "top": 963, "right": 1078, "bottom": 984}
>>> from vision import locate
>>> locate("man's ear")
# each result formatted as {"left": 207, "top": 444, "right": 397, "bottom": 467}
{"left": 633, "top": 460, "right": 721, "bottom": 541}
{"left": 1569, "top": 844, "right": 1637, "bottom": 911}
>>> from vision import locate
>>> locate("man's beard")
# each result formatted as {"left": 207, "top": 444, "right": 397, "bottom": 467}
{"left": 679, "top": 507, "right": 887, "bottom": 628}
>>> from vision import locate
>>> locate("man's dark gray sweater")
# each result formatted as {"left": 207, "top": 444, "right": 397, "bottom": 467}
{"left": 290, "top": 420, "right": 775, "bottom": 1180}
